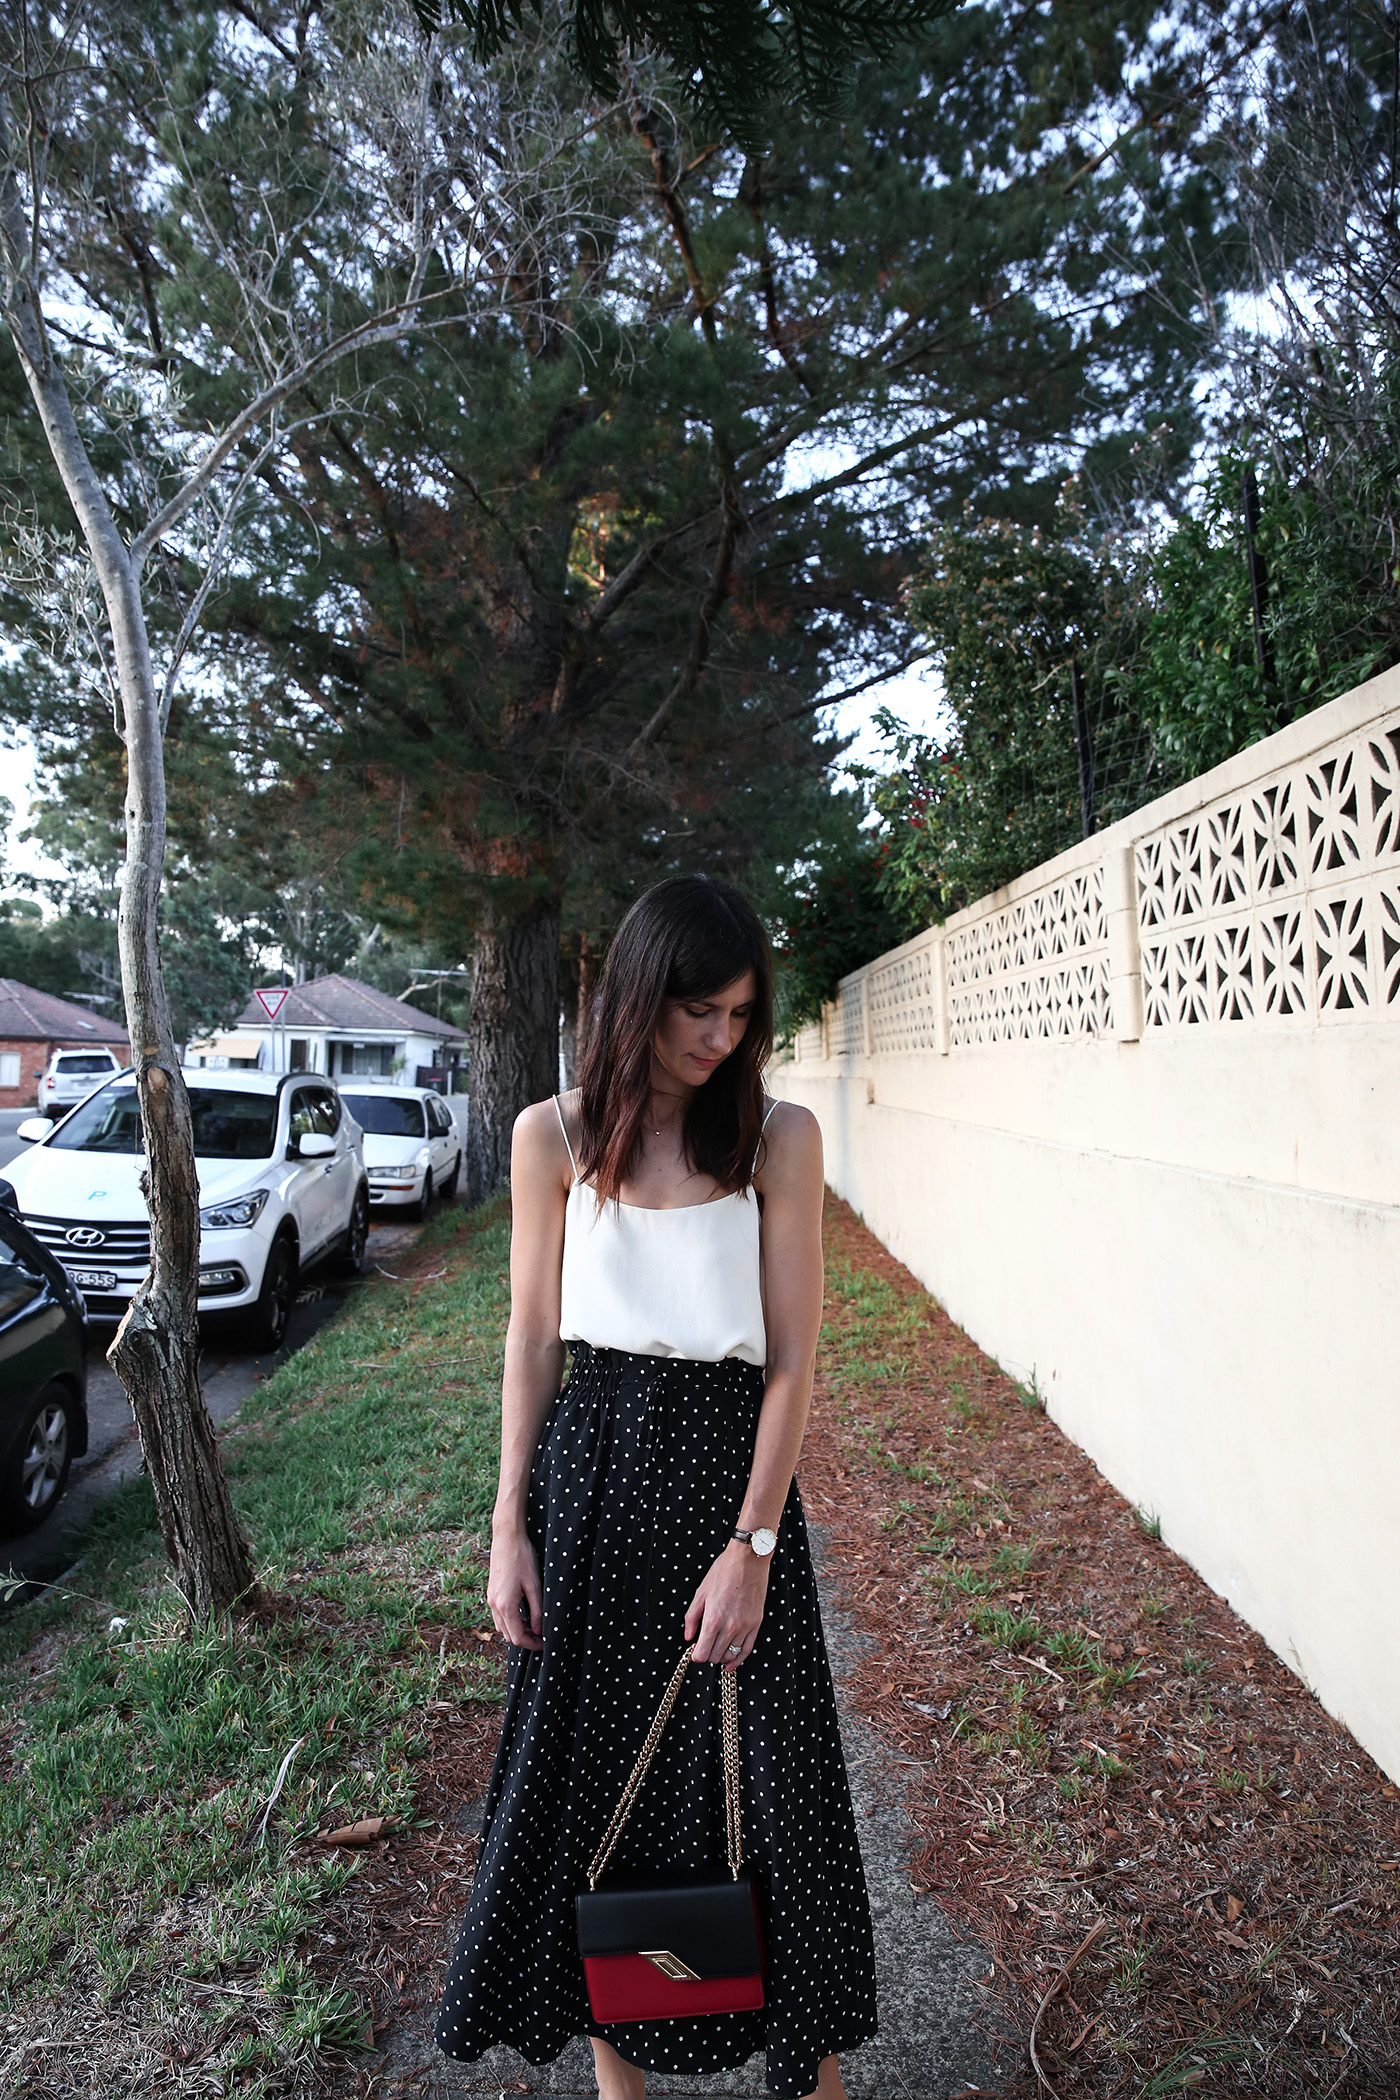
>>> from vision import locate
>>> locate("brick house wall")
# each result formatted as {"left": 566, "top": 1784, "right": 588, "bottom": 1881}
{"left": 0, "top": 1034, "right": 130, "bottom": 1112}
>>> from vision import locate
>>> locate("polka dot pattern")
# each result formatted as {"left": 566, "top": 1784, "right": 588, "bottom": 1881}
{"left": 435, "top": 1342, "right": 878, "bottom": 2097}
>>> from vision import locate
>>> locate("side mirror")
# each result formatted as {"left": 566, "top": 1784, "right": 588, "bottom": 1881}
{"left": 0, "top": 1179, "right": 17, "bottom": 1213}
{"left": 16, "top": 1118, "right": 50, "bottom": 1143}
{"left": 297, "top": 1130, "right": 336, "bottom": 1159}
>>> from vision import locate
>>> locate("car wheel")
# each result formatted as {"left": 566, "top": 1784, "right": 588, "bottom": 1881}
{"left": 248, "top": 1232, "right": 297, "bottom": 1354}
{"left": 337, "top": 1186, "right": 369, "bottom": 1275}
{"left": 443, "top": 1151, "right": 460, "bottom": 1201}
{"left": 2, "top": 1382, "right": 76, "bottom": 1533}
{"left": 412, "top": 1170, "right": 433, "bottom": 1222}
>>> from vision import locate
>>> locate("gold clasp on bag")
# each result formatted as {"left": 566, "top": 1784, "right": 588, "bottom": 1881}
{"left": 639, "top": 1949, "right": 702, "bottom": 1982}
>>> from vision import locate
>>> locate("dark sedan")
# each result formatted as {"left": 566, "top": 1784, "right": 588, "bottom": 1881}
{"left": 0, "top": 1179, "right": 89, "bottom": 1533}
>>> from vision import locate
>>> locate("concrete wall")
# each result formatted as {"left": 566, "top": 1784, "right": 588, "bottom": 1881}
{"left": 772, "top": 666, "right": 1400, "bottom": 1784}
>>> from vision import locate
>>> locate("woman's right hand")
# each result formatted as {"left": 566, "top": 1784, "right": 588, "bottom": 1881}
{"left": 487, "top": 1524, "right": 544, "bottom": 1651}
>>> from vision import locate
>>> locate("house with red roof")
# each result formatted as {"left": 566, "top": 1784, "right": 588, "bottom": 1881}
{"left": 0, "top": 978, "right": 130, "bottom": 1109}
{"left": 189, "top": 973, "right": 466, "bottom": 1090}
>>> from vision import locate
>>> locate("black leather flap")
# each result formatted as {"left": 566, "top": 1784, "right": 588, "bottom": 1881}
{"left": 576, "top": 1869, "right": 760, "bottom": 1976}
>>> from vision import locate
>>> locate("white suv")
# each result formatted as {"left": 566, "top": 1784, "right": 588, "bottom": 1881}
{"left": 338, "top": 1082, "right": 462, "bottom": 1217}
{"left": 6, "top": 1070, "right": 369, "bottom": 1352}
{"left": 41, "top": 1046, "right": 123, "bottom": 1120}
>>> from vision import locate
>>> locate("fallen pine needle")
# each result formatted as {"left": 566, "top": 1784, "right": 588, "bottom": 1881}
{"left": 1028, "top": 1917, "right": 1110, "bottom": 2098}
{"left": 249, "top": 1736, "right": 304, "bottom": 1850}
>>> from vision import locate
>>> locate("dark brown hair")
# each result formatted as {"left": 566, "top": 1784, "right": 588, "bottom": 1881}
{"left": 576, "top": 876, "right": 774, "bottom": 1203}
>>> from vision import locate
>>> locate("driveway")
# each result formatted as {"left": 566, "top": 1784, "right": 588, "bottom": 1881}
{"left": 0, "top": 1209, "right": 439, "bottom": 1597}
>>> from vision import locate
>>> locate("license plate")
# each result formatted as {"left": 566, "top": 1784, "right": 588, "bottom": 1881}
{"left": 68, "top": 1268, "right": 119, "bottom": 1291}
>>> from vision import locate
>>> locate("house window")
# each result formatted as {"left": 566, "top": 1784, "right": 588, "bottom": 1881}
{"left": 348, "top": 1042, "right": 395, "bottom": 1076}
{"left": 290, "top": 1038, "right": 309, "bottom": 1072}
{"left": 0, "top": 1052, "right": 18, "bottom": 1088}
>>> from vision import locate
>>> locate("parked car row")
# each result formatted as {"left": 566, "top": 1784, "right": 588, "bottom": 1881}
{"left": 0, "top": 1074, "right": 463, "bottom": 1538}
{"left": 341, "top": 1083, "right": 461, "bottom": 1215}
{"left": 0, "top": 1180, "right": 89, "bottom": 1534}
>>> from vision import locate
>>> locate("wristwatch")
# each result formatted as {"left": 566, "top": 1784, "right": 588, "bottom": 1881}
{"left": 733, "top": 1526, "right": 778, "bottom": 1558}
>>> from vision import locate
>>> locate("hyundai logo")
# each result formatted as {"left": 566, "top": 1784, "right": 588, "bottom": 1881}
{"left": 65, "top": 1227, "right": 107, "bottom": 1249}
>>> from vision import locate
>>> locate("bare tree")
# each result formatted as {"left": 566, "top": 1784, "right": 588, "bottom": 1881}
{"left": 1223, "top": 1, "right": 1400, "bottom": 464}
{"left": 0, "top": 0, "right": 565, "bottom": 1613}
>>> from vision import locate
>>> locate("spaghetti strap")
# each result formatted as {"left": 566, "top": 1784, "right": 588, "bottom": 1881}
{"left": 554, "top": 1094, "right": 580, "bottom": 1182}
{"left": 753, "top": 1093, "right": 779, "bottom": 1172}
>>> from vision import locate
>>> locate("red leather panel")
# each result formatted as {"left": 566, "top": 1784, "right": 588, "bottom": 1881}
{"left": 583, "top": 1954, "right": 765, "bottom": 2023}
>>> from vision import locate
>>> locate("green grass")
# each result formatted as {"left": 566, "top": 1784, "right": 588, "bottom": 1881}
{"left": 991, "top": 1539, "right": 1034, "bottom": 1575}
{"left": 1046, "top": 1627, "right": 1098, "bottom": 1671}
{"left": 1137, "top": 2037, "right": 1254, "bottom": 2094}
{"left": 1090, "top": 1657, "right": 1144, "bottom": 1703}
{"left": 972, "top": 1604, "right": 1046, "bottom": 1652}
{"left": 1014, "top": 1367, "right": 1047, "bottom": 1413}
{"left": 0, "top": 1199, "right": 511, "bottom": 2085}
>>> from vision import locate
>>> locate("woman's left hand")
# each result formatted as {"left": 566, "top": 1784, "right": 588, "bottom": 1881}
{"left": 684, "top": 1541, "right": 771, "bottom": 1669}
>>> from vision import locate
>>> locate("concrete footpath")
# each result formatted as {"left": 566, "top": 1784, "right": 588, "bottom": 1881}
{"left": 376, "top": 1532, "right": 1011, "bottom": 2100}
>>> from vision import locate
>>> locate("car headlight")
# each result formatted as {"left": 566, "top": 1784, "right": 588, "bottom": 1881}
{"left": 200, "top": 1188, "right": 270, "bottom": 1230}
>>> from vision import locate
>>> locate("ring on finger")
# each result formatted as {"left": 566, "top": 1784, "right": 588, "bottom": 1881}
{"left": 727, "top": 1643, "right": 742, "bottom": 1655}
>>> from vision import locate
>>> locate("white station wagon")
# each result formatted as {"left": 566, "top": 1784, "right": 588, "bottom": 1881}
{"left": 339, "top": 1082, "right": 462, "bottom": 1216}
{"left": 5, "top": 1069, "right": 370, "bottom": 1351}
{"left": 40, "top": 1045, "right": 124, "bottom": 1119}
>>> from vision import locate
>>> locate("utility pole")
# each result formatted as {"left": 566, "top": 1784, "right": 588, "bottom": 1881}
{"left": 1071, "top": 658, "right": 1095, "bottom": 840}
{"left": 1241, "top": 465, "right": 1278, "bottom": 699}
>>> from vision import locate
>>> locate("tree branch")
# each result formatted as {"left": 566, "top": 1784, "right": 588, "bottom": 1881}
{"left": 129, "top": 287, "right": 445, "bottom": 570}
{"left": 741, "top": 157, "right": 817, "bottom": 398}
{"left": 767, "top": 649, "right": 934, "bottom": 728}
{"left": 749, "top": 415, "right": 967, "bottom": 522}
{"left": 622, "top": 102, "right": 745, "bottom": 757}
{"left": 157, "top": 416, "right": 332, "bottom": 731}
{"left": 623, "top": 485, "right": 741, "bottom": 760}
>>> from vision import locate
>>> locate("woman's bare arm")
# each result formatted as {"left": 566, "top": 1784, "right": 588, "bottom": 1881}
{"left": 685, "top": 1102, "right": 825, "bottom": 1668}
{"left": 487, "top": 1098, "right": 571, "bottom": 1651}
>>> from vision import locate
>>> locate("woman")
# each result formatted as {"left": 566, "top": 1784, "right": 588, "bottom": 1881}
{"left": 436, "top": 876, "right": 877, "bottom": 2100}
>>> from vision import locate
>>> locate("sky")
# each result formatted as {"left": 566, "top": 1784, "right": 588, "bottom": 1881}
{"left": 0, "top": 741, "right": 69, "bottom": 890}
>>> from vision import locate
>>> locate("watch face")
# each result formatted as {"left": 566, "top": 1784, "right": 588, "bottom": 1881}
{"left": 752, "top": 1527, "right": 777, "bottom": 1557}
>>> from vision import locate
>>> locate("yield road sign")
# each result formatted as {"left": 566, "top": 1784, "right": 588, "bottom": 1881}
{"left": 255, "top": 987, "right": 291, "bottom": 1023}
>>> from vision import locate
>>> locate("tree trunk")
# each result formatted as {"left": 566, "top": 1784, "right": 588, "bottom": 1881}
{"left": 559, "top": 938, "right": 580, "bottom": 1090}
{"left": 466, "top": 899, "right": 561, "bottom": 1203}
{"left": 106, "top": 593, "right": 257, "bottom": 1617}
{"left": 0, "top": 174, "right": 256, "bottom": 1616}
{"left": 558, "top": 929, "right": 598, "bottom": 1089}
{"left": 577, "top": 934, "right": 599, "bottom": 1066}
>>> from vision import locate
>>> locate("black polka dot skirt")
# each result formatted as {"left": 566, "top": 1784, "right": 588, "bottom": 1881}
{"left": 435, "top": 1341, "right": 878, "bottom": 2097}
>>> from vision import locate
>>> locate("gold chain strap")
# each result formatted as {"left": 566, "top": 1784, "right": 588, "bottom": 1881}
{"left": 722, "top": 1666, "right": 741, "bottom": 1877}
{"left": 586, "top": 1644, "right": 743, "bottom": 1890}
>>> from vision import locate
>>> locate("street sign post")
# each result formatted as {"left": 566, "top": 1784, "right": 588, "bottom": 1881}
{"left": 254, "top": 987, "right": 291, "bottom": 1072}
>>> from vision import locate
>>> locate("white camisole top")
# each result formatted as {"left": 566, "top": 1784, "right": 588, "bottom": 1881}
{"left": 556, "top": 1095, "right": 778, "bottom": 1367}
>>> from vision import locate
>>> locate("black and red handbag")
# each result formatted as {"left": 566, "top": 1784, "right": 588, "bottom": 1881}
{"left": 575, "top": 1644, "right": 765, "bottom": 2023}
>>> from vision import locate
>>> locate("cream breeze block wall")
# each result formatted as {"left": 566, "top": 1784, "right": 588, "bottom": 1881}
{"left": 772, "top": 666, "right": 1400, "bottom": 1784}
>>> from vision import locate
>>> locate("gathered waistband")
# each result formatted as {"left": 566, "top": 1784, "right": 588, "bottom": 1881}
{"left": 566, "top": 1339, "right": 761, "bottom": 1379}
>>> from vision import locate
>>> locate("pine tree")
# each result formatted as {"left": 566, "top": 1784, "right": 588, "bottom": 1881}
{"left": 0, "top": 0, "right": 1254, "bottom": 1190}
